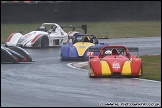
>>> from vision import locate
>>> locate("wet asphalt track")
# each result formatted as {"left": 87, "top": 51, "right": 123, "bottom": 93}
{"left": 1, "top": 36, "right": 161, "bottom": 107}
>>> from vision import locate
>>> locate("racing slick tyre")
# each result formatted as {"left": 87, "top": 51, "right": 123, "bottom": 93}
{"left": 89, "top": 72, "right": 95, "bottom": 78}
{"left": 89, "top": 72, "right": 92, "bottom": 78}
{"left": 41, "top": 36, "right": 49, "bottom": 48}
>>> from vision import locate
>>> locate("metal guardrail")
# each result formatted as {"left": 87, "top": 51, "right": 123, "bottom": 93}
{"left": 1, "top": 1, "right": 71, "bottom": 4}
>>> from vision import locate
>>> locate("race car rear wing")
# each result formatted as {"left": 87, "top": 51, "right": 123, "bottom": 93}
{"left": 97, "top": 36, "right": 109, "bottom": 39}
{"left": 88, "top": 47, "right": 139, "bottom": 57}
{"left": 68, "top": 35, "right": 109, "bottom": 40}
{"left": 61, "top": 25, "right": 87, "bottom": 34}
{"left": 88, "top": 47, "right": 138, "bottom": 52}
{"left": 61, "top": 25, "right": 109, "bottom": 39}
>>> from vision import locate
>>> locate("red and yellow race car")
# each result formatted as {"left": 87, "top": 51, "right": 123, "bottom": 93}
{"left": 88, "top": 45, "right": 143, "bottom": 78}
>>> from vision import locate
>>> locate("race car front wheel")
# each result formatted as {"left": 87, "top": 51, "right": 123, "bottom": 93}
{"left": 41, "top": 36, "right": 49, "bottom": 48}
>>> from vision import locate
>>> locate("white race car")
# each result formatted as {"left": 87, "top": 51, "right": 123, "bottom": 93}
{"left": 5, "top": 23, "right": 69, "bottom": 48}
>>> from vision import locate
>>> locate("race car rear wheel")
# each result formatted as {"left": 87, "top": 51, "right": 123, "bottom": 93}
{"left": 89, "top": 72, "right": 92, "bottom": 78}
{"left": 41, "top": 36, "right": 49, "bottom": 48}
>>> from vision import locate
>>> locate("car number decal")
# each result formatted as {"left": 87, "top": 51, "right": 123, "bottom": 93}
{"left": 112, "top": 62, "right": 120, "bottom": 69}
{"left": 87, "top": 52, "right": 94, "bottom": 56}
{"left": 60, "top": 39, "right": 63, "bottom": 43}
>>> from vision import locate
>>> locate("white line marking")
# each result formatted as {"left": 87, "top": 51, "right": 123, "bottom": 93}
{"left": 67, "top": 62, "right": 87, "bottom": 71}
{"left": 133, "top": 78, "right": 161, "bottom": 82}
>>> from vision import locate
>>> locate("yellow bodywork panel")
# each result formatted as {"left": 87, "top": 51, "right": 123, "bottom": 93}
{"left": 139, "top": 68, "right": 142, "bottom": 75}
{"left": 89, "top": 66, "right": 95, "bottom": 76}
{"left": 122, "top": 61, "right": 131, "bottom": 75}
{"left": 73, "top": 42, "right": 94, "bottom": 56}
{"left": 89, "top": 64, "right": 95, "bottom": 76}
{"left": 101, "top": 61, "right": 111, "bottom": 75}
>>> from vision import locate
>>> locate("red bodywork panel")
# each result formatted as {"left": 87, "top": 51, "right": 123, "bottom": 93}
{"left": 89, "top": 56, "right": 102, "bottom": 76}
{"left": 131, "top": 57, "right": 142, "bottom": 76}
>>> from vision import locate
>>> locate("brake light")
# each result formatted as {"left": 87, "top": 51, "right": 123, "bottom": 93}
{"left": 15, "top": 57, "right": 19, "bottom": 62}
{"left": 13, "top": 55, "right": 19, "bottom": 62}
{"left": 22, "top": 58, "right": 27, "bottom": 62}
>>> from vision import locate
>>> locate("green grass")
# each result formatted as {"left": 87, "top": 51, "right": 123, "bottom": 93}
{"left": 1, "top": 21, "right": 161, "bottom": 43}
{"left": 140, "top": 55, "right": 161, "bottom": 81}
{"left": 59, "top": 21, "right": 161, "bottom": 38}
{"left": 82, "top": 55, "right": 161, "bottom": 81}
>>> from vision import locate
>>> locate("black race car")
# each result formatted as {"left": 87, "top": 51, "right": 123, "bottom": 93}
{"left": 1, "top": 45, "right": 33, "bottom": 63}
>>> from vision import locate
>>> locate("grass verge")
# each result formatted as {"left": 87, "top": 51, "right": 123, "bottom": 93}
{"left": 1, "top": 21, "right": 161, "bottom": 43}
{"left": 140, "top": 54, "right": 161, "bottom": 81}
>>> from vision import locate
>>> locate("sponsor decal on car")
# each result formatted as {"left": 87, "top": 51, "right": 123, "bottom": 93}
{"left": 78, "top": 46, "right": 85, "bottom": 48}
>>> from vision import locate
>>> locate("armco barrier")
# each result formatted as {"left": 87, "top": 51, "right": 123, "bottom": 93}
{"left": 1, "top": 1, "right": 161, "bottom": 23}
